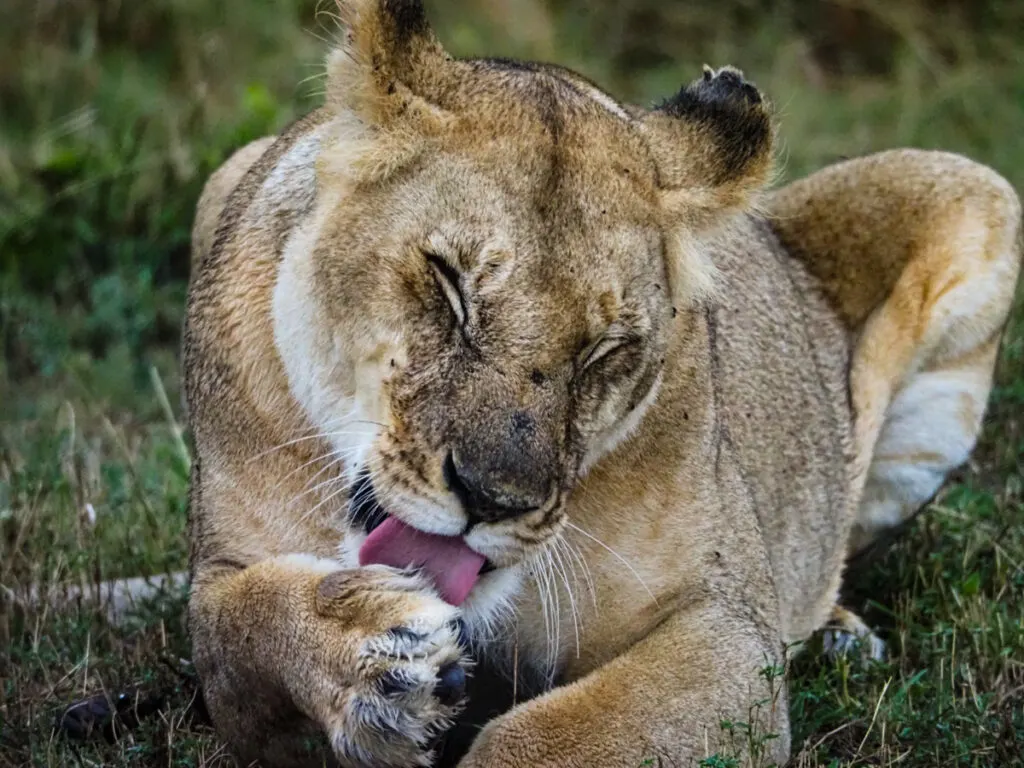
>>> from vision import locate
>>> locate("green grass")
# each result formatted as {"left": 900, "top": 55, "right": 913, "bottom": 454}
{"left": 2, "top": 1, "right": 1023, "bottom": 765}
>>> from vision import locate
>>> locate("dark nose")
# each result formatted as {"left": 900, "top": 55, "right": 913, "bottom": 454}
{"left": 444, "top": 450, "right": 550, "bottom": 524}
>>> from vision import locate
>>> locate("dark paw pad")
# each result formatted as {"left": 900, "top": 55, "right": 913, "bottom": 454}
{"left": 435, "top": 662, "right": 466, "bottom": 706}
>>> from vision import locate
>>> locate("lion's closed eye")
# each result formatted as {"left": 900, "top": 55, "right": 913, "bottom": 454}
{"left": 425, "top": 251, "right": 468, "bottom": 327}
{"left": 578, "top": 335, "right": 640, "bottom": 373}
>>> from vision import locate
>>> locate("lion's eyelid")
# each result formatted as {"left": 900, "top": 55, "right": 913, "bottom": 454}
{"left": 579, "top": 334, "right": 638, "bottom": 371}
{"left": 424, "top": 250, "right": 468, "bottom": 326}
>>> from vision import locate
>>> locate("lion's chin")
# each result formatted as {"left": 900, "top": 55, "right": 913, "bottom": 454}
{"left": 459, "top": 565, "right": 524, "bottom": 636}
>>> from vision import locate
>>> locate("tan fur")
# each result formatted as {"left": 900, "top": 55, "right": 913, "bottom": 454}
{"left": 190, "top": 136, "right": 277, "bottom": 271}
{"left": 182, "top": 3, "right": 1022, "bottom": 766}
{"left": 822, "top": 606, "right": 886, "bottom": 662}
{"left": 771, "top": 151, "right": 1022, "bottom": 552}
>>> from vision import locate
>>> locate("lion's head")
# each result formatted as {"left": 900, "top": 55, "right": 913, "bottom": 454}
{"left": 273, "top": 0, "right": 773, "bottom": 620}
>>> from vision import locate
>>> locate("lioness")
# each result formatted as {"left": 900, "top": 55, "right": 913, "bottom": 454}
{"left": 183, "top": 1, "right": 1023, "bottom": 766}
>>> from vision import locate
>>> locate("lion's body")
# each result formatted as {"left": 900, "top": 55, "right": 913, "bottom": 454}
{"left": 183, "top": 3, "right": 1021, "bottom": 766}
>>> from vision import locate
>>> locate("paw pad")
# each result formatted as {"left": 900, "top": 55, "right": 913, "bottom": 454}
{"left": 435, "top": 662, "right": 466, "bottom": 707}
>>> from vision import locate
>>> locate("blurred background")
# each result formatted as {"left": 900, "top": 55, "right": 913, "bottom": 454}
{"left": 2, "top": 0, "right": 1023, "bottom": 412}
{"left": 1, "top": 2, "right": 1022, "bottom": 766}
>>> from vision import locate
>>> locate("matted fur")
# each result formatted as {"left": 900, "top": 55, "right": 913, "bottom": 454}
{"left": 183, "top": 2, "right": 1022, "bottom": 766}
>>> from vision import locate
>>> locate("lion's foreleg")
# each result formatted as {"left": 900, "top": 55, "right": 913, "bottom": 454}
{"left": 457, "top": 603, "right": 790, "bottom": 768}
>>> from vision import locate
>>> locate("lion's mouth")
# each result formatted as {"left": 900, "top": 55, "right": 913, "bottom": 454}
{"left": 349, "top": 473, "right": 496, "bottom": 605}
{"left": 349, "top": 472, "right": 389, "bottom": 533}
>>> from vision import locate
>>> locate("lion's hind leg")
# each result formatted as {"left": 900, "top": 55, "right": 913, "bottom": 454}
{"left": 848, "top": 157, "right": 1021, "bottom": 553}
{"left": 854, "top": 337, "right": 1001, "bottom": 551}
{"left": 772, "top": 150, "right": 1022, "bottom": 556}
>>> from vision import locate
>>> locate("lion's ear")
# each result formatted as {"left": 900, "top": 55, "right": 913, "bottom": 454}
{"left": 643, "top": 66, "right": 774, "bottom": 231}
{"left": 322, "top": 0, "right": 457, "bottom": 181}
{"left": 327, "top": 0, "right": 450, "bottom": 127}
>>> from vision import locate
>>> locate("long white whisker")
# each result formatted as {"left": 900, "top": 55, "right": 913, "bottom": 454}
{"left": 532, "top": 557, "right": 554, "bottom": 687}
{"left": 542, "top": 549, "right": 560, "bottom": 682}
{"left": 346, "top": 458, "right": 389, "bottom": 503}
{"left": 276, "top": 445, "right": 360, "bottom": 497}
{"left": 286, "top": 464, "right": 347, "bottom": 509}
{"left": 354, "top": 463, "right": 401, "bottom": 519}
{"left": 551, "top": 542, "right": 581, "bottom": 659}
{"left": 272, "top": 451, "right": 337, "bottom": 492}
{"left": 285, "top": 444, "right": 388, "bottom": 512}
{"left": 280, "top": 484, "right": 351, "bottom": 543}
{"left": 347, "top": 482, "right": 379, "bottom": 515}
{"left": 562, "top": 536, "right": 598, "bottom": 613}
{"left": 246, "top": 428, "right": 377, "bottom": 462}
{"left": 566, "top": 522, "right": 657, "bottom": 605}
{"left": 555, "top": 536, "right": 584, "bottom": 608}
{"left": 268, "top": 410, "right": 361, "bottom": 442}
{"left": 549, "top": 551, "right": 562, "bottom": 678}
{"left": 290, "top": 462, "right": 383, "bottom": 541}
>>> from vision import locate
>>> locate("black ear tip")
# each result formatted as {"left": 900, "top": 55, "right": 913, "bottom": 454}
{"left": 382, "top": 0, "right": 429, "bottom": 36}
{"left": 656, "top": 65, "right": 766, "bottom": 118}
{"left": 698, "top": 66, "right": 762, "bottom": 106}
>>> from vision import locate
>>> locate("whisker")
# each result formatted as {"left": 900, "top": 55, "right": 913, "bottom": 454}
{"left": 562, "top": 535, "right": 598, "bottom": 613}
{"left": 539, "top": 550, "right": 560, "bottom": 683}
{"left": 297, "top": 70, "right": 329, "bottom": 89}
{"left": 346, "top": 466, "right": 389, "bottom": 514}
{"left": 272, "top": 449, "right": 342, "bottom": 493}
{"left": 347, "top": 480, "right": 379, "bottom": 514}
{"left": 286, "top": 463, "right": 347, "bottom": 509}
{"left": 246, "top": 429, "right": 372, "bottom": 462}
{"left": 303, "top": 26, "right": 336, "bottom": 47}
{"left": 566, "top": 522, "right": 657, "bottom": 605}
{"left": 550, "top": 542, "right": 581, "bottom": 659}
{"left": 280, "top": 483, "right": 351, "bottom": 543}
{"left": 349, "top": 419, "right": 388, "bottom": 428}
{"left": 531, "top": 557, "right": 554, "bottom": 686}
{"left": 313, "top": 4, "right": 345, "bottom": 29}
{"left": 248, "top": 407, "right": 379, "bottom": 463}
{"left": 547, "top": 550, "right": 562, "bottom": 679}
{"left": 280, "top": 440, "right": 382, "bottom": 508}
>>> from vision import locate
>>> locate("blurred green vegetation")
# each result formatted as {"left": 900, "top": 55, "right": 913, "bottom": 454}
{"left": 2, "top": 0, "right": 1023, "bottom": 398}
{"left": 1, "top": 1, "right": 1022, "bottom": 766}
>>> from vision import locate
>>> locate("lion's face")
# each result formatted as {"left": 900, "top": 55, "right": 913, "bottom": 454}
{"left": 274, "top": 0, "right": 772, "bottom": 614}
{"left": 312, "top": 110, "right": 674, "bottom": 569}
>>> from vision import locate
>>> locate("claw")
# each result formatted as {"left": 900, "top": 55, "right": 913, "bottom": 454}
{"left": 387, "top": 626, "right": 427, "bottom": 644}
{"left": 823, "top": 606, "right": 886, "bottom": 662}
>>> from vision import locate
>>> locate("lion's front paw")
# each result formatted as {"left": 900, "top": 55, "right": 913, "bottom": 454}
{"left": 307, "top": 567, "right": 469, "bottom": 768}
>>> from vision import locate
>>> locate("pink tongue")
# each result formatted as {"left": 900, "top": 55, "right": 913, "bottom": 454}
{"left": 358, "top": 517, "right": 486, "bottom": 606}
